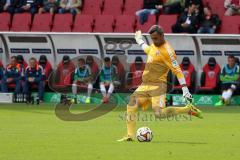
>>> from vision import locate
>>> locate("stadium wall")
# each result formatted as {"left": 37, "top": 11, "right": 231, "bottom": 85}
{"left": 0, "top": 32, "right": 240, "bottom": 87}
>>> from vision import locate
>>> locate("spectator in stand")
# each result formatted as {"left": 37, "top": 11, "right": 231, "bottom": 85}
{"left": 172, "top": 3, "right": 199, "bottom": 33}
{"left": 185, "top": 0, "right": 203, "bottom": 10}
{"left": 99, "top": 57, "right": 118, "bottom": 103}
{"left": 38, "top": 0, "right": 58, "bottom": 14}
{"left": 1, "top": 56, "right": 22, "bottom": 94}
{"left": 185, "top": 0, "right": 203, "bottom": 20}
{"left": 72, "top": 58, "right": 92, "bottom": 104}
{"left": 197, "top": 6, "right": 221, "bottom": 34}
{"left": 58, "top": 0, "right": 81, "bottom": 15}
{"left": 163, "top": 0, "right": 185, "bottom": 14}
{"left": 38, "top": 55, "right": 52, "bottom": 81}
{"left": 14, "top": 0, "right": 43, "bottom": 14}
{"left": 23, "top": 57, "right": 45, "bottom": 102}
{"left": 136, "top": 0, "right": 163, "bottom": 24}
{"left": 3, "top": 0, "right": 24, "bottom": 14}
{"left": 215, "top": 55, "right": 240, "bottom": 106}
{"left": 0, "top": 0, "right": 6, "bottom": 13}
{"left": 224, "top": 0, "right": 240, "bottom": 16}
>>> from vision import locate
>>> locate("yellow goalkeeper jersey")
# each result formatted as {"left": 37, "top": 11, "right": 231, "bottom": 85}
{"left": 142, "top": 41, "right": 184, "bottom": 84}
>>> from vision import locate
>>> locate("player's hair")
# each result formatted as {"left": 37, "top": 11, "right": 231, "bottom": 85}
{"left": 11, "top": 56, "right": 17, "bottom": 60}
{"left": 148, "top": 25, "right": 164, "bottom": 35}
{"left": 205, "top": 5, "right": 212, "bottom": 10}
{"left": 228, "top": 54, "right": 235, "bottom": 59}
{"left": 104, "top": 57, "right": 111, "bottom": 62}
{"left": 78, "top": 58, "right": 85, "bottom": 63}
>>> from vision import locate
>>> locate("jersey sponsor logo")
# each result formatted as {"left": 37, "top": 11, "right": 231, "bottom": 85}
{"left": 165, "top": 44, "right": 179, "bottom": 68}
{"left": 172, "top": 60, "right": 178, "bottom": 68}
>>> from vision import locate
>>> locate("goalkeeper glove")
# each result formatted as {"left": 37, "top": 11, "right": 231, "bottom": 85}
{"left": 135, "top": 30, "right": 145, "bottom": 45}
{"left": 182, "top": 86, "right": 193, "bottom": 103}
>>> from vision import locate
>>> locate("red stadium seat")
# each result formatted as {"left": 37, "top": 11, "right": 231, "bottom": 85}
{"left": 11, "top": 13, "right": 31, "bottom": 31}
{"left": 31, "top": 14, "right": 53, "bottom": 32}
{"left": 82, "top": 0, "right": 103, "bottom": 15}
{"left": 123, "top": 0, "right": 143, "bottom": 15}
{"left": 114, "top": 15, "right": 136, "bottom": 33}
{"left": 102, "top": 0, "right": 124, "bottom": 15}
{"left": 93, "top": 15, "right": 114, "bottom": 32}
{"left": 52, "top": 14, "right": 73, "bottom": 32}
{"left": 72, "top": 15, "right": 94, "bottom": 32}
{"left": 0, "top": 13, "right": 11, "bottom": 31}
{"left": 220, "top": 16, "right": 240, "bottom": 34}
{"left": 197, "top": 57, "right": 221, "bottom": 93}
{"left": 136, "top": 15, "right": 157, "bottom": 33}
{"left": 158, "top": 15, "right": 178, "bottom": 33}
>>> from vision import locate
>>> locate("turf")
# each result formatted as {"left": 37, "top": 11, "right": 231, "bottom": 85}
{"left": 0, "top": 103, "right": 240, "bottom": 160}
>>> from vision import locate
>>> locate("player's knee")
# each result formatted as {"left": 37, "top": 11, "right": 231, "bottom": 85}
{"left": 128, "top": 95, "right": 137, "bottom": 106}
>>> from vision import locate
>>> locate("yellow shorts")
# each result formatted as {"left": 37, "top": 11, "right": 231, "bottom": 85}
{"left": 132, "top": 82, "right": 167, "bottom": 111}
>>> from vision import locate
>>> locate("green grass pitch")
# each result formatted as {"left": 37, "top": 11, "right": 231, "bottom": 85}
{"left": 0, "top": 103, "right": 240, "bottom": 160}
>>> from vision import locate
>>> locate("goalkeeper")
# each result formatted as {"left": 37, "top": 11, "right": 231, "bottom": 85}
{"left": 118, "top": 25, "right": 203, "bottom": 142}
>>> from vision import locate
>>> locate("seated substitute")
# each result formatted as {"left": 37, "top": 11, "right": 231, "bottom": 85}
{"left": 215, "top": 55, "right": 240, "bottom": 106}
{"left": 23, "top": 57, "right": 45, "bottom": 102}
{"left": 99, "top": 57, "right": 118, "bottom": 103}
{"left": 1, "top": 56, "right": 22, "bottom": 94}
{"left": 72, "top": 58, "right": 93, "bottom": 104}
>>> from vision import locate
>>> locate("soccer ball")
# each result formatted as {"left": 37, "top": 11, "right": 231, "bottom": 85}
{"left": 136, "top": 127, "right": 153, "bottom": 142}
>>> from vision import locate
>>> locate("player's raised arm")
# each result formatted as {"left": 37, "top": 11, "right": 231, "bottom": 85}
{"left": 134, "top": 30, "right": 150, "bottom": 54}
{"left": 163, "top": 46, "right": 193, "bottom": 102}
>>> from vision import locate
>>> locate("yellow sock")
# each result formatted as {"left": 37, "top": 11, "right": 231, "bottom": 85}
{"left": 160, "top": 106, "right": 191, "bottom": 118}
{"left": 126, "top": 104, "right": 138, "bottom": 138}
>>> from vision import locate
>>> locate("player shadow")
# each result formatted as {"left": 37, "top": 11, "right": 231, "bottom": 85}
{"left": 153, "top": 140, "right": 208, "bottom": 145}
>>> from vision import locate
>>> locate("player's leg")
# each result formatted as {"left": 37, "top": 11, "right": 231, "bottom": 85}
{"left": 23, "top": 81, "right": 30, "bottom": 102}
{"left": 152, "top": 94, "right": 202, "bottom": 119}
{"left": 118, "top": 95, "right": 150, "bottom": 141}
{"left": 72, "top": 80, "right": 78, "bottom": 96}
{"left": 38, "top": 81, "right": 45, "bottom": 102}
{"left": 118, "top": 85, "right": 151, "bottom": 141}
{"left": 215, "top": 83, "right": 236, "bottom": 106}
{"left": 85, "top": 83, "right": 93, "bottom": 103}
{"left": 106, "top": 82, "right": 114, "bottom": 98}
{"left": 222, "top": 84, "right": 236, "bottom": 105}
{"left": 152, "top": 94, "right": 190, "bottom": 118}
{"left": 100, "top": 82, "right": 106, "bottom": 97}
{"left": 1, "top": 79, "right": 8, "bottom": 92}
{"left": 100, "top": 82, "right": 108, "bottom": 103}
{"left": 150, "top": 83, "right": 202, "bottom": 119}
